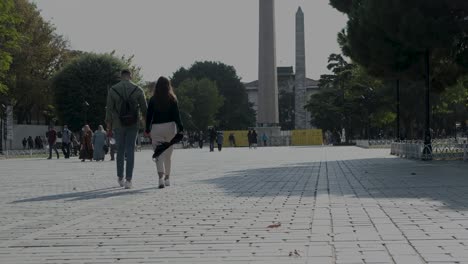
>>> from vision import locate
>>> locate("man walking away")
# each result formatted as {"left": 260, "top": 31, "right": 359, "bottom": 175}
{"left": 198, "top": 131, "right": 204, "bottom": 149}
{"left": 22, "top": 138, "right": 27, "bottom": 149}
{"left": 106, "top": 69, "right": 147, "bottom": 189}
{"left": 209, "top": 128, "right": 216, "bottom": 152}
{"left": 28, "top": 136, "right": 34, "bottom": 149}
{"left": 61, "top": 125, "right": 72, "bottom": 159}
{"left": 46, "top": 126, "right": 59, "bottom": 159}
{"left": 216, "top": 131, "right": 224, "bottom": 152}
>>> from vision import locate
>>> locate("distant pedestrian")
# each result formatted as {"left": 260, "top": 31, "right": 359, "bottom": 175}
{"left": 107, "top": 130, "right": 117, "bottom": 161}
{"left": 28, "top": 136, "right": 34, "bottom": 150}
{"left": 229, "top": 133, "right": 236, "bottom": 147}
{"left": 145, "top": 76, "right": 183, "bottom": 189}
{"left": 217, "top": 131, "right": 224, "bottom": 151}
{"left": 61, "top": 125, "right": 72, "bottom": 159}
{"left": 79, "top": 125, "right": 93, "bottom": 162}
{"left": 93, "top": 125, "right": 107, "bottom": 161}
{"left": 22, "top": 138, "right": 27, "bottom": 149}
{"left": 247, "top": 130, "right": 252, "bottom": 149}
{"left": 262, "top": 133, "right": 268, "bottom": 146}
{"left": 252, "top": 130, "right": 258, "bottom": 149}
{"left": 209, "top": 128, "right": 216, "bottom": 152}
{"left": 71, "top": 134, "right": 80, "bottom": 157}
{"left": 34, "top": 136, "right": 39, "bottom": 149}
{"left": 46, "top": 126, "right": 59, "bottom": 159}
{"left": 198, "top": 131, "right": 204, "bottom": 149}
{"left": 106, "top": 69, "right": 148, "bottom": 189}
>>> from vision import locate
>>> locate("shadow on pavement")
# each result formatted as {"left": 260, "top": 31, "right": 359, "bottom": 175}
{"left": 200, "top": 158, "right": 468, "bottom": 210}
{"left": 11, "top": 186, "right": 158, "bottom": 203}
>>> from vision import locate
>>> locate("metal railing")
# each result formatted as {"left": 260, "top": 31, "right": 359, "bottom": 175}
{"left": 391, "top": 138, "right": 468, "bottom": 161}
{"left": 355, "top": 139, "right": 394, "bottom": 149}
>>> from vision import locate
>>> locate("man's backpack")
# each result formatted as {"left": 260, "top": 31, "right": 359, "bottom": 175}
{"left": 113, "top": 86, "right": 138, "bottom": 127}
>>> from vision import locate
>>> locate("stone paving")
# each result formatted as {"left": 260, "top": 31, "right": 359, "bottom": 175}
{"left": 1, "top": 146, "right": 468, "bottom": 264}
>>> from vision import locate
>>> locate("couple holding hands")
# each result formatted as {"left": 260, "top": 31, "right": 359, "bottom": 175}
{"left": 106, "top": 70, "right": 184, "bottom": 190}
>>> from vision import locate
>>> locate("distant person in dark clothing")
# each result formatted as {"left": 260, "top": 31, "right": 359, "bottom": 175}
{"left": 34, "top": 136, "right": 39, "bottom": 149}
{"left": 247, "top": 130, "right": 252, "bottom": 149}
{"left": 198, "top": 131, "right": 204, "bottom": 149}
{"left": 80, "top": 125, "right": 93, "bottom": 162}
{"left": 209, "top": 128, "right": 216, "bottom": 152}
{"left": 27, "top": 136, "right": 34, "bottom": 149}
{"left": 216, "top": 131, "right": 224, "bottom": 151}
{"left": 46, "top": 126, "right": 59, "bottom": 159}
{"left": 22, "top": 138, "right": 27, "bottom": 149}
{"left": 229, "top": 133, "right": 236, "bottom": 147}
{"left": 251, "top": 130, "right": 258, "bottom": 149}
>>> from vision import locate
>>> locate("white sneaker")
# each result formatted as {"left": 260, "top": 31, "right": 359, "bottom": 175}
{"left": 164, "top": 179, "right": 170, "bottom": 187}
{"left": 118, "top": 178, "right": 124, "bottom": 187}
{"left": 124, "top": 181, "right": 132, "bottom": 189}
{"left": 158, "top": 178, "right": 165, "bottom": 189}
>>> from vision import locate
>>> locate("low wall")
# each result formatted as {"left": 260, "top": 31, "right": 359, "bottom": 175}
{"left": 9, "top": 125, "right": 63, "bottom": 150}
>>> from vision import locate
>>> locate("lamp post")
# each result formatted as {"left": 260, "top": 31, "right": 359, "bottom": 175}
{"left": 0, "top": 104, "right": 4, "bottom": 154}
{"left": 422, "top": 50, "right": 432, "bottom": 160}
{"left": 83, "top": 100, "right": 89, "bottom": 124}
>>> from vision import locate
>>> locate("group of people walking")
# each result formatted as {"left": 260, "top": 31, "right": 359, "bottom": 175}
{"left": 44, "top": 124, "right": 115, "bottom": 161}
{"left": 22, "top": 136, "right": 46, "bottom": 150}
{"left": 45, "top": 69, "right": 272, "bottom": 192}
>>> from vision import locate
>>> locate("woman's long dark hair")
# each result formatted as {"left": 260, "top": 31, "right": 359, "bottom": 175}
{"left": 154, "top": 76, "right": 177, "bottom": 111}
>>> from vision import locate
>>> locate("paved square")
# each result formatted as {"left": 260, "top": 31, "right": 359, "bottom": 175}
{"left": 1, "top": 146, "right": 468, "bottom": 264}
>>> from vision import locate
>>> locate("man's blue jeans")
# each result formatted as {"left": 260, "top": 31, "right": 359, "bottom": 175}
{"left": 114, "top": 126, "right": 138, "bottom": 181}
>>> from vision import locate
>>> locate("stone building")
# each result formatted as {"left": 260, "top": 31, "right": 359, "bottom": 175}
{"left": 244, "top": 68, "right": 319, "bottom": 129}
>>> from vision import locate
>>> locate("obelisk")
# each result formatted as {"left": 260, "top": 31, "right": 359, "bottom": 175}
{"left": 258, "top": 0, "right": 279, "bottom": 126}
{"left": 295, "top": 7, "right": 308, "bottom": 129}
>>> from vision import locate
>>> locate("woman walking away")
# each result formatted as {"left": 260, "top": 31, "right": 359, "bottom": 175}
{"left": 145, "top": 76, "right": 184, "bottom": 189}
{"left": 80, "top": 125, "right": 94, "bottom": 162}
{"left": 93, "top": 125, "right": 107, "bottom": 161}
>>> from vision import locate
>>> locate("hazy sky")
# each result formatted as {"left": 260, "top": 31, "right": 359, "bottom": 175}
{"left": 34, "top": 0, "right": 347, "bottom": 82}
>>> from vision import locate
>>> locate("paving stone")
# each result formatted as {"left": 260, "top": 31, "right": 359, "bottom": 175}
{"left": 1, "top": 146, "right": 468, "bottom": 263}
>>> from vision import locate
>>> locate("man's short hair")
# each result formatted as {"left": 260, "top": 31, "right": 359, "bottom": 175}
{"left": 121, "top": 69, "right": 132, "bottom": 77}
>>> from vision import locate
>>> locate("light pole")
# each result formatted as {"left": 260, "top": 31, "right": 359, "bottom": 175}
{"left": 83, "top": 100, "right": 89, "bottom": 124}
{"left": 422, "top": 50, "right": 432, "bottom": 160}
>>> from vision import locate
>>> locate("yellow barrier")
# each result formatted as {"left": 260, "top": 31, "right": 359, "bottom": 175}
{"left": 222, "top": 131, "right": 250, "bottom": 147}
{"left": 218, "top": 129, "right": 323, "bottom": 147}
{"left": 291, "top": 129, "right": 323, "bottom": 146}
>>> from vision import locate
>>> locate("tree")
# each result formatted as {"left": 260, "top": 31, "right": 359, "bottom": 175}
{"left": 176, "top": 78, "right": 224, "bottom": 131}
{"left": 0, "top": 0, "right": 20, "bottom": 94}
{"left": 306, "top": 54, "right": 395, "bottom": 141}
{"left": 6, "top": 0, "right": 68, "bottom": 124}
{"left": 171, "top": 61, "right": 255, "bottom": 130}
{"left": 52, "top": 53, "right": 125, "bottom": 131}
{"left": 330, "top": 0, "right": 468, "bottom": 143}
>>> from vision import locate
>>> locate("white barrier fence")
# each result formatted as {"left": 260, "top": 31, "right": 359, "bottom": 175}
{"left": 391, "top": 138, "right": 468, "bottom": 161}
{"left": 355, "top": 139, "right": 394, "bottom": 149}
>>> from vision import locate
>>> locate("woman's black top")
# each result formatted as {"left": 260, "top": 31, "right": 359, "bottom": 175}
{"left": 145, "top": 96, "right": 184, "bottom": 133}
